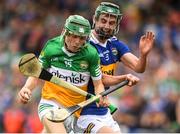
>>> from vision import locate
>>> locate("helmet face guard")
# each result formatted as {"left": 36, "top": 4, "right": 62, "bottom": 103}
{"left": 94, "top": 2, "right": 122, "bottom": 39}
{"left": 95, "top": 26, "right": 113, "bottom": 40}
{"left": 64, "top": 15, "right": 91, "bottom": 37}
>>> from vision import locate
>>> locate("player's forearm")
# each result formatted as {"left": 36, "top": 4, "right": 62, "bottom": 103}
{"left": 102, "top": 74, "right": 127, "bottom": 87}
{"left": 121, "top": 53, "right": 146, "bottom": 73}
{"left": 135, "top": 54, "right": 147, "bottom": 73}
{"left": 95, "top": 83, "right": 105, "bottom": 95}
{"left": 93, "top": 79, "right": 105, "bottom": 95}
{"left": 23, "top": 77, "right": 40, "bottom": 91}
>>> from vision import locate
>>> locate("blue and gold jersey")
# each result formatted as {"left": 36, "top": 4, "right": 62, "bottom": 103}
{"left": 81, "top": 33, "right": 130, "bottom": 116}
{"left": 89, "top": 33, "right": 130, "bottom": 76}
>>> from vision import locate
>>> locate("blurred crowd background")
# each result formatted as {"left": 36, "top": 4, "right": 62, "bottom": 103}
{"left": 0, "top": 0, "right": 179, "bottom": 133}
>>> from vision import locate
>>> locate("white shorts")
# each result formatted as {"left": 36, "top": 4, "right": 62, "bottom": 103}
{"left": 38, "top": 99, "right": 60, "bottom": 121}
{"left": 77, "top": 110, "right": 120, "bottom": 133}
{"left": 38, "top": 98, "right": 76, "bottom": 133}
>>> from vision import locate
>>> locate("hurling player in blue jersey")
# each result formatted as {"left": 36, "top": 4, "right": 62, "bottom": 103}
{"left": 77, "top": 2, "right": 155, "bottom": 133}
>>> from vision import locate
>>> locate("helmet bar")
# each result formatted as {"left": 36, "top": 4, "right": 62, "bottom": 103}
{"left": 100, "top": 2, "right": 120, "bottom": 10}
{"left": 70, "top": 21, "right": 90, "bottom": 28}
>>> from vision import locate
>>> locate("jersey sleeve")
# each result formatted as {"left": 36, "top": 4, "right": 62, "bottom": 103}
{"left": 116, "top": 40, "right": 131, "bottom": 60}
{"left": 88, "top": 49, "right": 102, "bottom": 80}
{"left": 38, "top": 41, "right": 51, "bottom": 69}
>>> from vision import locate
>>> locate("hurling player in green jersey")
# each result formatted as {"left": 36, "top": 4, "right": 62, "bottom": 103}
{"left": 17, "top": 15, "right": 110, "bottom": 133}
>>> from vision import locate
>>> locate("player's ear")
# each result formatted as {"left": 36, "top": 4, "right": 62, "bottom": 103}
{"left": 61, "top": 28, "right": 65, "bottom": 35}
{"left": 93, "top": 15, "right": 96, "bottom": 24}
{"left": 92, "top": 15, "right": 96, "bottom": 28}
{"left": 62, "top": 29, "right": 70, "bottom": 36}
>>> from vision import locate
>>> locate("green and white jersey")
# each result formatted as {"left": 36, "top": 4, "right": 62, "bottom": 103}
{"left": 39, "top": 35, "right": 102, "bottom": 85}
{"left": 39, "top": 35, "right": 102, "bottom": 116}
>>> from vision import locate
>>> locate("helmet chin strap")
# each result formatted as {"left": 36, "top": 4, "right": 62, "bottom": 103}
{"left": 95, "top": 28, "right": 114, "bottom": 40}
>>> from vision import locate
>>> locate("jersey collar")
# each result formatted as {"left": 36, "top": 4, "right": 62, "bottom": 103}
{"left": 89, "top": 31, "right": 108, "bottom": 48}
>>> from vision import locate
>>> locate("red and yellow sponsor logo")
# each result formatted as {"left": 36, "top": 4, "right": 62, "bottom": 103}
{"left": 101, "top": 64, "right": 116, "bottom": 75}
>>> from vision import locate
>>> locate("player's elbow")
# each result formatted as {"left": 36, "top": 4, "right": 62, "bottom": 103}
{"left": 135, "top": 68, "right": 145, "bottom": 73}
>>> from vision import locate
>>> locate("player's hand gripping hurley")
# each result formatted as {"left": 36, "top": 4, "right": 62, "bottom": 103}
{"left": 18, "top": 53, "right": 117, "bottom": 114}
{"left": 45, "top": 80, "right": 129, "bottom": 122}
